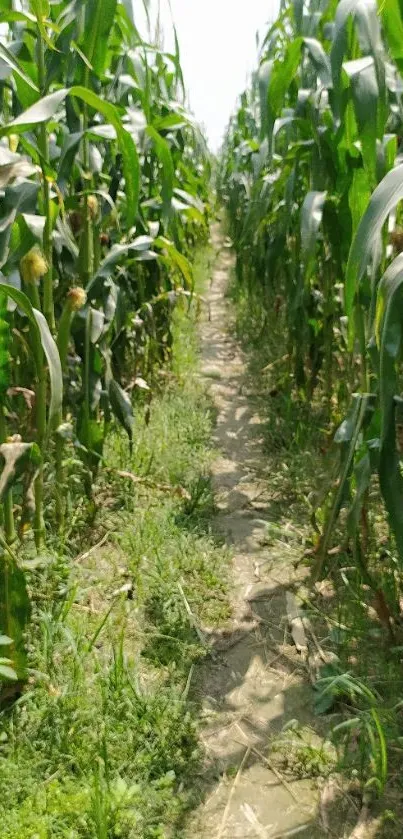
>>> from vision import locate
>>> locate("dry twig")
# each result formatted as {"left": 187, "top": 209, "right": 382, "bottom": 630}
{"left": 234, "top": 722, "right": 303, "bottom": 808}
{"left": 216, "top": 746, "right": 252, "bottom": 839}
{"left": 177, "top": 581, "right": 207, "bottom": 646}
{"left": 73, "top": 532, "right": 110, "bottom": 564}
{"left": 111, "top": 468, "right": 191, "bottom": 500}
{"left": 347, "top": 803, "right": 382, "bottom": 839}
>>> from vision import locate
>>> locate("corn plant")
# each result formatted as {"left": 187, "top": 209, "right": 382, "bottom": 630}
{"left": 0, "top": 0, "right": 210, "bottom": 678}
{"left": 220, "top": 0, "right": 403, "bottom": 626}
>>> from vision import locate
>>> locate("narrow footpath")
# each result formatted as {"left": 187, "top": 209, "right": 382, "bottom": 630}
{"left": 188, "top": 227, "right": 324, "bottom": 839}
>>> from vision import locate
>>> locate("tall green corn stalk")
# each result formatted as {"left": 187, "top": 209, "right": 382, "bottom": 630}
{"left": 220, "top": 0, "right": 403, "bottom": 628}
{"left": 0, "top": 0, "right": 210, "bottom": 679}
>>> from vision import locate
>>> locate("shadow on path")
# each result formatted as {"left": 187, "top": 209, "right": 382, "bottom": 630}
{"left": 183, "top": 227, "right": 385, "bottom": 839}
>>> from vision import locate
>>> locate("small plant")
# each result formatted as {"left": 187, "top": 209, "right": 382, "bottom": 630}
{"left": 315, "top": 669, "right": 388, "bottom": 795}
{"left": 273, "top": 719, "right": 335, "bottom": 780}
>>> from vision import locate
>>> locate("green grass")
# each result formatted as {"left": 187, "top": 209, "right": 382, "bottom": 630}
{"left": 0, "top": 248, "right": 230, "bottom": 839}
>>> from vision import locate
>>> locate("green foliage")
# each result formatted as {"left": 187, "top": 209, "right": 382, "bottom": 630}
{"left": 0, "top": 560, "right": 31, "bottom": 680}
{"left": 0, "top": 265, "right": 229, "bottom": 838}
{"left": 220, "top": 0, "right": 403, "bottom": 588}
{"left": 220, "top": 0, "right": 403, "bottom": 807}
{"left": 0, "top": 1, "right": 210, "bottom": 681}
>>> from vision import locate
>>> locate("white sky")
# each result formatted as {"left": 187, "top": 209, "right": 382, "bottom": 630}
{"left": 141, "top": 1, "right": 280, "bottom": 150}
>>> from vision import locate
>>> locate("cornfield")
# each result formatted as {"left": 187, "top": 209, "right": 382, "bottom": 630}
{"left": 4, "top": 0, "right": 403, "bottom": 830}
{"left": 0, "top": 0, "right": 209, "bottom": 679}
{"left": 220, "top": 0, "right": 403, "bottom": 636}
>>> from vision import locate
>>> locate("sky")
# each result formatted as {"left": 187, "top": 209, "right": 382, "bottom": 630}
{"left": 143, "top": 1, "right": 280, "bottom": 151}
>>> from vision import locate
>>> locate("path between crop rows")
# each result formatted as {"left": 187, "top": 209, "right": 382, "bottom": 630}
{"left": 187, "top": 227, "right": 322, "bottom": 839}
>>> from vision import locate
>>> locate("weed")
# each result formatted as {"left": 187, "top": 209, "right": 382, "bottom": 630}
{"left": 273, "top": 721, "right": 335, "bottom": 779}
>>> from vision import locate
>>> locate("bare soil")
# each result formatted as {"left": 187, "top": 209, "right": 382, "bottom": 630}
{"left": 185, "top": 227, "right": 382, "bottom": 839}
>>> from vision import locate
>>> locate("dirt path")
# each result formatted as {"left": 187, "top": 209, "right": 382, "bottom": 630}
{"left": 188, "top": 227, "right": 324, "bottom": 838}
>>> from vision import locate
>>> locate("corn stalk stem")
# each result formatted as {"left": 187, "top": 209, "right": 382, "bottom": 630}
{"left": 37, "top": 27, "right": 55, "bottom": 334}
{"left": 82, "top": 307, "right": 93, "bottom": 499}
{"left": 34, "top": 371, "right": 47, "bottom": 551}
{"left": 324, "top": 259, "right": 334, "bottom": 406}
{"left": 32, "top": 23, "right": 52, "bottom": 550}
{"left": 79, "top": 67, "right": 95, "bottom": 502}
{"left": 356, "top": 304, "right": 369, "bottom": 393}
{"left": 54, "top": 301, "right": 76, "bottom": 533}
{"left": 54, "top": 433, "right": 64, "bottom": 534}
{"left": 81, "top": 63, "right": 94, "bottom": 288}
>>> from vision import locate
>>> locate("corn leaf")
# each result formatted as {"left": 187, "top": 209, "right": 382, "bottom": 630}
{"left": 343, "top": 57, "right": 379, "bottom": 184}
{"left": 70, "top": 87, "right": 140, "bottom": 225}
{"left": 81, "top": 0, "right": 117, "bottom": 76}
{"left": 331, "top": 0, "right": 383, "bottom": 95}
{"left": 300, "top": 190, "right": 327, "bottom": 279}
{"left": 303, "top": 37, "right": 332, "bottom": 88}
{"left": 0, "top": 284, "right": 62, "bottom": 425}
{"left": 378, "top": 0, "right": 403, "bottom": 73}
{"left": 0, "top": 88, "right": 140, "bottom": 226}
{"left": 0, "top": 42, "right": 39, "bottom": 92}
{"left": 314, "top": 394, "right": 372, "bottom": 579}
{"left": 109, "top": 379, "right": 133, "bottom": 454}
{"left": 146, "top": 126, "right": 174, "bottom": 220}
{"left": 345, "top": 163, "right": 403, "bottom": 328}
{"left": 377, "top": 254, "right": 403, "bottom": 558}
